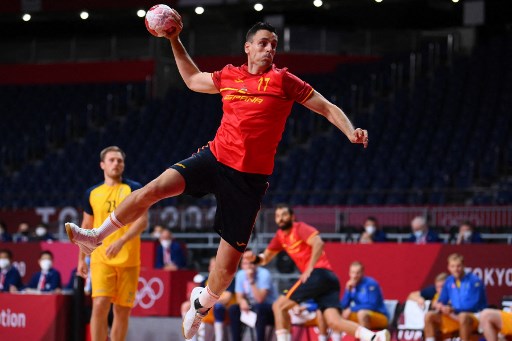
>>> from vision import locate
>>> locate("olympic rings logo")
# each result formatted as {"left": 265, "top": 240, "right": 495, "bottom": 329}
{"left": 134, "top": 277, "right": 164, "bottom": 309}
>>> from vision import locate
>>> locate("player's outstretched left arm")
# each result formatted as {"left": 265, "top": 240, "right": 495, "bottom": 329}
{"left": 162, "top": 9, "right": 218, "bottom": 94}
{"left": 302, "top": 91, "right": 368, "bottom": 148}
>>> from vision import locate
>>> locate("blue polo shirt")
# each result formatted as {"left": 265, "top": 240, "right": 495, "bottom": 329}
{"left": 438, "top": 272, "right": 487, "bottom": 313}
{"left": 340, "top": 276, "right": 388, "bottom": 317}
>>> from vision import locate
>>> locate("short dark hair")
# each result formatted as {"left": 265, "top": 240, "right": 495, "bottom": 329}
{"left": 275, "top": 203, "right": 294, "bottom": 215}
{"left": 40, "top": 250, "right": 54, "bottom": 259}
{"left": 246, "top": 22, "right": 277, "bottom": 42}
{"left": 0, "top": 249, "right": 13, "bottom": 259}
{"left": 366, "top": 216, "right": 378, "bottom": 226}
{"left": 100, "top": 146, "right": 126, "bottom": 162}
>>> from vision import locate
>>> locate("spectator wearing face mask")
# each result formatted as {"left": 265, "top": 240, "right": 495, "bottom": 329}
{"left": 405, "top": 216, "right": 442, "bottom": 244}
{"left": 154, "top": 228, "right": 187, "bottom": 270}
{"left": 33, "top": 223, "right": 56, "bottom": 242}
{"left": 12, "top": 222, "right": 33, "bottom": 243}
{"left": 24, "top": 250, "right": 62, "bottom": 293}
{"left": 455, "top": 221, "right": 483, "bottom": 244}
{"left": 0, "top": 249, "right": 23, "bottom": 292}
{"left": 0, "top": 221, "right": 12, "bottom": 242}
{"left": 359, "top": 217, "right": 387, "bottom": 244}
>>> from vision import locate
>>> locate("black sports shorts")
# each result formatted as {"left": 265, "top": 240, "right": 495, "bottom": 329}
{"left": 285, "top": 268, "right": 341, "bottom": 311}
{"left": 170, "top": 145, "right": 268, "bottom": 252}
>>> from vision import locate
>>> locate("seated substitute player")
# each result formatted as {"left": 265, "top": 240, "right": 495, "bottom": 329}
{"left": 480, "top": 308, "right": 512, "bottom": 341}
{"left": 65, "top": 14, "right": 369, "bottom": 340}
{"left": 244, "top": 204, "right": 389, "bottom": 341}
{"left": 340, "top": 261, "right": 389, "bottom": 329}
{"left": 407, "top": 272, "right": 447, "bottom": 309}
{"left": 424, "top": 253, "right": 487, "bottom": 341}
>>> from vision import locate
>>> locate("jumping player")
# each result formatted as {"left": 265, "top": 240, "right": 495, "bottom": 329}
{"left": 244, "top": 204, "right": 389, "bottom": 341}
{"left": 65, "top": 11, "right": 369, "bottom": 340}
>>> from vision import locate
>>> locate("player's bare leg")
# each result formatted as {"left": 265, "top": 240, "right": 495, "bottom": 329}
{"left": 183, "top": 239, "right": 242, "bottom": 339}
{"left": 480, "top": 309, "right": 501, "bottom": 341}
{"left": 66, "top": 169, "right": 185, "bottom": 253}
{"left": 111, "top": 304, "right": 131, "bottom": 341}
{"left": 323, "top": 308, "right": 390, "bottom": 341}
{"left": 272, "top": 296, "right": 297, "bottom": 341}
{"left": 458, "top": 312, "right": 475, "bottom": 341}
{"left": 90, "top": 296, "right": 111, "bottom": 341}
{"left": 424, "top": 311, "right": 441, "bottom": 341}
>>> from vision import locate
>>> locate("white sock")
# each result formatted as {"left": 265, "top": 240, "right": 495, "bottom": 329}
{"left": 198, "top": 285, "right": 219, "bottom": 311}
{"left": 275, "top": 329, "right": 291, "bottom": 341}
{"left": 331, "top": 332, "right": 342, "bottom": 341}
{"left": 97, "top": 212, "right": 124, "bottom": 240}
{"left": 356, "top": 326, "right": 375, "bottom": 341}
{"left": 425, "top": 338, "right": 435, "bottom": 341}
{"left": 214, "top": 322, "right": 224, "bottom": 341}
{"left": 318, "top": 335, "right": 328, "bottom": 341}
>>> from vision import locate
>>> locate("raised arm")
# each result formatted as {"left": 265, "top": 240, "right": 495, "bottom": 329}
{"left": 302, "top": 91, "right": 368, "bottom": 148}
{"left": 164, "top": 10, "right": 218, "bottom": 94}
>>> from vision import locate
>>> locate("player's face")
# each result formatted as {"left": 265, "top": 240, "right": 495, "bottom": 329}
{"left": 448, "top": 259, "right": 464, "bottom": 279}
{"left": 245, "top": 30, "right": 278, "bottom": 69}
{"left": 100, "top": 151, "right": 125, "bottom": 179}
{"left": 275, "top": 208, "right": 293, "bottom": 230}
{"left": 435, "top": 279, "right": 445, "bottom": 293}
{"left": 349, "top": 265, "right": 363, "bottom": 283}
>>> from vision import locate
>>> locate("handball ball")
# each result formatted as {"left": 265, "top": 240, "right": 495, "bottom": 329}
{"left": 145, "top": 4, "right": 177, "bottom": 37}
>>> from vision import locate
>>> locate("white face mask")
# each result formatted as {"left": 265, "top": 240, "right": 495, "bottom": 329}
{"left": 462, "top": 231, "right": 472, "bottom": 239}
{"left": 160, "top": 240, "right": 171, "bottom": 249}
{"left": 0, "top": 259, "right": 10, "bottom": 269}
{"left": 152, "top": 232, "right": 161, "bottom": 239}
{"left": 35, "top": 227, "right": 47, "bottom": 237}
{"left": 413, "top": 230, "right": 423, "bottom": 238}
{"left": 40, "top": 259, "right": 52, "bottom": 271}
{"left": 365, "top": 225, "right": 376, "bottom": 235}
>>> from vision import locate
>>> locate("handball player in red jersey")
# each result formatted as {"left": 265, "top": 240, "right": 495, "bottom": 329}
{"left": 245, "top": 204, "right": 390, "bottom": 341}
{"left": 65, "top": 9, "right": 369, "bottom": 340}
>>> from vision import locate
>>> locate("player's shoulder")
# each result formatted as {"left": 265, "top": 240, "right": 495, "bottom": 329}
{"left": 271, "top": 64, "right": 289, "bottom": 75}
{"left": 122, "top": 178, "right": 143, "bottom": 191}
{"left": 221, "top": 64, "right": 240, "bottom": 74}
{"left": 364, "top": 276, "right": 380, "bottom": 285}
{"left": 467, "top": 272, "right": 483, "bottom": 283}
{"left": 85, "top": 181, "right": 105, "bottom": 196}
{"left": 295, "top": 221, "right": 317, "bottom": 231}
{"left": 445, "top": 275, "right": 456, "bottom": 285}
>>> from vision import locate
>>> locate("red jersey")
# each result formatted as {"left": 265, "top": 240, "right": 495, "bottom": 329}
{"left": 267, "top": 221, "right": 332, "bottom": 273}
{"left": 211, "top": 64, "right": 314, "bottom": 175}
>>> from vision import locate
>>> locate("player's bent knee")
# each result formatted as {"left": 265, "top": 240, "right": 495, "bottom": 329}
{"left": 272, "top": 298, "right": 286, "bottom": 312}
{"left": 357, "top": 310, "right": 370, "bottom": 319}
{"left": 458, "top": 313, "right": 472, "bottom": 325}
